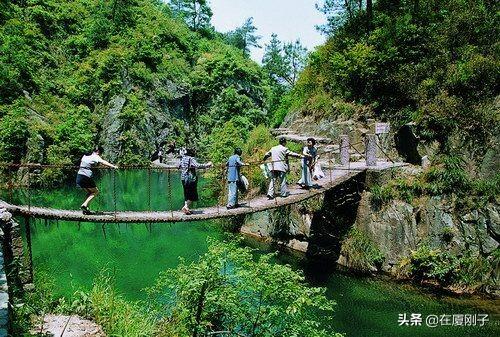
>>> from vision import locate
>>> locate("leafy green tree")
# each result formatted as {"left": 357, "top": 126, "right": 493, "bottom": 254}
{"left": 224, "top": 17, "right": 261, "bottom": 56}
{"left": 0, "top": 108, "right": 30, "bottom": 163}
{"left": 147, "top": 240, "right": 341, "bottom": 337}
{"left": 169, "top": 0, "right": 212, "bottom": 31}
{"left": 262, "top": 34, "right": 307, "bottom": 125}
{"left": 315, "top": 0, "right": 374, "bottom": 35}
{"left": 262, "top": 35, "right": 307, "bottom": 87}
{"left": 283, "top": 39, "right": 308, "bottom": 86}
{"left": 262, "top": 34, "right": 286, "bottom": 84}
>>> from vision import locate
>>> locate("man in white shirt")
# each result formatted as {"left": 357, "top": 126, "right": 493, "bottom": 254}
{"left": 263, "top": 138, "right": 305, "bottom": 199}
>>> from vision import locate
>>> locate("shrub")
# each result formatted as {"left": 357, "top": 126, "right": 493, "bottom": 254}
{"left": 407, "top": 245, "right": 495, "bottom": 287}
{"left": 146, "top": 239, "right": 341, "bottom": 337}
{"left": 341, "top": 228, "right": 385, "bottom": 272}
{"left": 90, "top": 272, "right": 156, "bottom": 337}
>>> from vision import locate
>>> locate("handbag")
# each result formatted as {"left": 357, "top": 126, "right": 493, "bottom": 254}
{"left": 237, "top": 174, "right": 249, "bottom": 192}
{"left": 184, "top": 158, "right": 197, "bottom": 183}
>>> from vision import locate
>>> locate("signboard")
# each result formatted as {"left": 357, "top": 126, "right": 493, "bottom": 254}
{"left": 375, "top": 122, "right": 390, "bottom": 134}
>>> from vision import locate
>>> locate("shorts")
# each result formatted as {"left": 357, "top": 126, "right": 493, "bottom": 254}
{"left": 182, "top": 180, "right": 198, "bottom": 202}
{"left": 76, "top": 174, "right": 96, "bottom": 189}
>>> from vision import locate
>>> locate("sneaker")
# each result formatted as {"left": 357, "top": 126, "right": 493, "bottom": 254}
{"left": 267, "top": 195, "right": 274, "bottom": 200}
{"left": 226, "top": 205, "right": 235, "bottom": 209}
{"left": 81, "top": 205, "right": 91, "bottom": 215}
{"left": 181, "top": 206, "right": 192, "bottom": 215}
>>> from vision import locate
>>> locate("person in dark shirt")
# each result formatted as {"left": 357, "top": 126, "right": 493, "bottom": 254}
{"left": 178, "top": 149, "right": 212, "bottom": 215}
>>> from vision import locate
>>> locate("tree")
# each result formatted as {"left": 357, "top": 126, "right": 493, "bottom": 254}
{"left": 146, "top": 240, "right": 342, "bottom": 337}
{"left": 169, "top": 0, "right": 212, "bottom": 31}
{"left": 224, "top": 17, "right": 261, "bottom": 56}
{"left": 262, "top": 34, "right": 286, "bottom": 83}
{"left": 283, "top": 39, "right": 308, "bottom": 86}
{"left": 315, "top": 0, "right": 374, "bottom": 35}
{"left": 262, "top": 34, "right": 307, "bottom": 87}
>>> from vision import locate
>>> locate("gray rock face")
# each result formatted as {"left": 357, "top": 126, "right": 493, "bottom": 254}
{"left": 417, "top": 197, "right": 456, "bottom": 250}
{"left": 486, "top": 204, "right": 500, "bottom": 242}
{"left": 99, "top": 78, "right": 189, "bottom": 162}
{"left": 100, "top": 96, "right": 126, "bottom": 161}
{"left": 355, "top": 194, "right": 417, "bottom": 269}
{"left": 355, "top": 195, "right": 499, "bottom": 276}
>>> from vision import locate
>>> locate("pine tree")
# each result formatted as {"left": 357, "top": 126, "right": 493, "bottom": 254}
{"left": 225, "top": 17, "right": 261, "bottom": 55}
{"left": 169, "top": 0, "right": 212, "bottom": 31}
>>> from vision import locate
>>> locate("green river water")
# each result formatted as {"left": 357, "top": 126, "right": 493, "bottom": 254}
{"left": 3, "top": 170, "right": 499, "bottom": 337}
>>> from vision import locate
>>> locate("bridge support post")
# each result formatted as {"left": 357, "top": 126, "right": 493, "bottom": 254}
{"left": 340, "top": 135, "right": 350, "bottom": 166}
{"left": 365, "top": 134, "right": 377, "bottom": 166}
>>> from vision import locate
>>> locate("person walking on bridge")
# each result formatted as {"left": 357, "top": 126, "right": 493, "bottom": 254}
{"left": 263, "top": 138, "right": 306, "bottom": 199}
{"left": 226, "top": 148, "right": 247, "bottom": 209}
{"left": 76, "top": 146, "right": 118, "bottom": 215}
{"left": 298, "top": 138, "right": 318, "bottom": 189}
{"left": 179, "top": 148, "right": 213, "bottom": 215}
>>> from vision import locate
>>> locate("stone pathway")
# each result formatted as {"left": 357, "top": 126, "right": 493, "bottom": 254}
{"left": 32, "top": 315, "right": 105, "bottom": 337}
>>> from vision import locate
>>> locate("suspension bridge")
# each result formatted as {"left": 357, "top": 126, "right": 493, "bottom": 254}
{"left": 0, "top": 134, "right": 407, "bottom": 223}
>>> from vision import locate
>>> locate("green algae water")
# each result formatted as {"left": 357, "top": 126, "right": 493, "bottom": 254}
{"left": 3, "top": 170, "right": 499, "bottom": 337}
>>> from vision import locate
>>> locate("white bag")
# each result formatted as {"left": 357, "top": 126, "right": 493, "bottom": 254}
{"left": 260, "top": 163, "right": 272, "bottom": 179}
{"left": 313, "top": 163, "right": 325, "bottom": 180}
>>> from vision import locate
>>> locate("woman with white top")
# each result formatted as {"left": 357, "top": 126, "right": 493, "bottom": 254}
{"left": 298, "top": 138, "right": 318, "bottom": 189}
{"left": 76, "top": 146, "right": 118, "bottom": 214}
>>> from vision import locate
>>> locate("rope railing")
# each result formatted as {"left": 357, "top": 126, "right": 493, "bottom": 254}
{"left": 0, "top": 137, "right": 400, "bottom": 219}
{"left": 0, "top": 151, "right": 367, "bottom": 172}
{"left": 375, "top": 134, "right": 396, "bottom": 163}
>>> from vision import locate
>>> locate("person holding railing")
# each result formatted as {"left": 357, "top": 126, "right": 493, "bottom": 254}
{"left": 226, "top": 148, "right": 248, "bottom": 209}
{"left": 76, "top": 146, "right": 118, "bottom": 215}
{"left": 179, "top": 148, "right": 212, "bottom": 215}
{"left": 263, "top": 138, "right": 306, "bottom": 199}
{"left": 298, "top": 138, "right": 318, "bottom": 189}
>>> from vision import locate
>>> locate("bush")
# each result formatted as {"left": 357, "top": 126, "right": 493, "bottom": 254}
{"left": 0, "top": 108, "right": 30, "bottom": 163}
{"left": 407, "top": 245, "right": 494, "bottom": 287}
{"left": 146, "top": 239, "right": 342, "bottom": 337}
{"left": 341, "top": 228, "right": 385, "bottom": 272}
{"left": 90, "top": 272, "right": 156, "bottom": 337}
{"left": 242, "top": 125, "right": 278, "bottom": 194}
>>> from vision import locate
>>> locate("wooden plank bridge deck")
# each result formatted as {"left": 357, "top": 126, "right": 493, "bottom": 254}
{"left": 0, "top": 161, "right": 406, "bottom": 223}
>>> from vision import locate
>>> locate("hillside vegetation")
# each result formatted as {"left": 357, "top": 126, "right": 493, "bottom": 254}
{"left": 0, "top": 0, "right": 271, "bottom": 185}
{"left": 277, "top": 0, "right": 499, "bottom": 203}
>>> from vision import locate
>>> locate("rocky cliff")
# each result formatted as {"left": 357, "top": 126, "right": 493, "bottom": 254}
{"left": 240, "top": 166, "right": 499, "bottom": 294}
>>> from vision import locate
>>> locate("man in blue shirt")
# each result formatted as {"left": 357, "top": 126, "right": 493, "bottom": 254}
{"left": 226, "top": 148, "right": 246, "bottom": 209}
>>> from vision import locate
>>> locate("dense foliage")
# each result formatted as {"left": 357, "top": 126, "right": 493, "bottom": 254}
{"left": 146, "top": 240, "right": 340, "bottom": 337}
{"left": 0, "top": 0, "right": 271, "bottom": 186}
{"left": 13, "top": 241, "right": 341, "bottom": 337}
{"left": 286, "top": 0, "right": 499, "bottom": 153}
